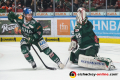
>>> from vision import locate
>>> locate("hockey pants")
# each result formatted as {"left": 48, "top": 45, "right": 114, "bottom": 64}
{"left": 20, "top": 38, "right": 60, "bottom": 64}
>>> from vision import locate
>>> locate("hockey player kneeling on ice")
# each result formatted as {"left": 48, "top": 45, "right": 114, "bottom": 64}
{"left": 68, "top": 8, "right": 116, "bottom": 70}
{"left": 7, "top": 7, "right": 64, "bottom": 69}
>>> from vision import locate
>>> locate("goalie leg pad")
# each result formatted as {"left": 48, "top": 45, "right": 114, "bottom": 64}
{"left": 78, "top": 54, "right": 113, "bottom": 70}
{"left": 94, "top": 56, "right": 116, "bottom": 70}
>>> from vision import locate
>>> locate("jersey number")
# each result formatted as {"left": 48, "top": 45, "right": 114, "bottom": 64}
{"left": 75, "top": 33, "right": 81, "bottom": 38}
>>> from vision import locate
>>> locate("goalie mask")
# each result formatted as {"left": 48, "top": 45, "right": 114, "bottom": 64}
{"left": 76, "top": 8, "right": 87, "bottom": 25}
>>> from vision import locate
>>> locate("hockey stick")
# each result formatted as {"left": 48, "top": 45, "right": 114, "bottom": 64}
{"left": 31, "top": 45, "right": 56, "bottom": 70}
{"left": 65, "top": 57, "right": 69, "bottom": 67}
{"left": 65, "top": 49, "right": 76, "bottom": 67}
{"left": 14, "top": 19, "right": 56, "bottom": 70}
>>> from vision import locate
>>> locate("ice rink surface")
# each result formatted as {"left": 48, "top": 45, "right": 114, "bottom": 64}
{"left": 0, "top": 42, "right": 120, "bottom": 80}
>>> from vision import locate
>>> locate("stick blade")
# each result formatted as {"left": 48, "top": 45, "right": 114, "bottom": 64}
{"left": 46, "top": 66, "right": 57, "bottom": 70}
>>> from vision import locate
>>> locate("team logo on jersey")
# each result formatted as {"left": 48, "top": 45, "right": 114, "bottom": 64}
{"left": 75, "top": 29, "right": 79, "bottom": 32}
{"left": 18, "top": 15, "right": 23, "bottom": 19}
{"left": 69, "top": 71, "right": 76, "bottom": 78}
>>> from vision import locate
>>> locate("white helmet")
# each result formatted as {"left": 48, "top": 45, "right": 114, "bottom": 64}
{"left": 76, "top": 8, "right": 87, "bottom": 25}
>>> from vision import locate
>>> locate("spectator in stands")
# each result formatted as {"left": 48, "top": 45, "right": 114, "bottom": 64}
{"left": 73, "top": 0, "right": 79, "bottom": 12}
{"left": 46, "top": 0, "right": 51, "bottom": 3}
{"left": 37, "top": 0, "right": 43, "bottom": 11}
{"left": 48, "top": 0, "right": 58, "bottom": 8}
{"left": 78, "top": 0, "right": 84, "bottom": 7}
{"left": 81, "top": 0, "right": 96, "bottom": 12}
{"left": 55, "top": 0, "right": 64, "bottom": 8}
{"left": 0, "top": 0, "right": 6, "bottom": 13}
{"left": 16, "top": 0, "right": 22, "bottom": 9}
{"left": 55, "top": 0, "right": 59, "bottom": 8}
{"left": 48, "top": 0, "right": 54, "bottom": 8}
{"left": 25, "top": 0, "right": 32, "bottom": 7}
{"left": 31, "top": 0, "right": 38, "bottom": 12}
{"left": 55, "top": 0, "right": 64, "bottom": 12}
{"left": 63, "top": 0, "right": 72, "bottom": 12}
{"left": 10, "top": 0, "right": 14, "bottom": 4}
{"left": 43, "top": 0, "right": 48, "bottom": 10}
{"left": 5, "top": 0, "right": 12, "bottom": 11}
{"left": 92, "top": 0, "right": 105, "bottom": 9}
{"left": 107, "top": 0, "right": 111, "bottom": 9}
{"left": 37, "top": 0, "right": 48, "bottom": 12}
{"left": 82, "top": 0, "right": 89, "bottom": 9}
{"left": 108, "top": 0, "right": 117, "bottom": 9}
{"left": 1, "top": 0, "right": 6, "bottom": 9}
{"left": 114, "top": 0, "right": 120, "bottom": 9}
{"left": 20, "top": 0, "right": 24, "bottom": 8}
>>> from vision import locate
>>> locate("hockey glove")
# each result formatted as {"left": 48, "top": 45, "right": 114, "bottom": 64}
{"left": 68, "top": 40, "right": 78, "bottom": 51}
{"left": 26, "top": 36, "right": 35, "bottom": 44}
{"left": 8, "top": 11, "right": 16, "bottom": 23}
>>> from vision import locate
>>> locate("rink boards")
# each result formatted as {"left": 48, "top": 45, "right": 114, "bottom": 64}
{"left": 0, "top": 37, "right": 120, "bottom": 44}
{"left": 0, "top": 16, "right": 120, "bottom": 44}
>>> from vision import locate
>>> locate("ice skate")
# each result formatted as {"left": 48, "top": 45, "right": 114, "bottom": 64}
{"left": 58, "top": 62, "right": 64, "bottom": 69}
{"left": 107, "top": 62, "right": 116, "bottom": 70}
{"left": 30, "top": 61, "right": 37, "bottom": 70}
{"left": 109, "top": 65, "right": 116, "bottom": 70}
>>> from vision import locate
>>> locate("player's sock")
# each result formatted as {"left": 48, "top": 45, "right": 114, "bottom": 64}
{"left": 49, "top": 52, "right": 64, "bottom": 69}
{"left": 24, "top": 52, "right": 37, "bottom": 69}
{"left": 44, "top": 48, "right": 64, "bottom": 69}
{"left": 24, "top": 52, "right": 34, "bottom": 62}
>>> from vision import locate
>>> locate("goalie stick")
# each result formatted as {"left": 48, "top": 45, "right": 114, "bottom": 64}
{"left": 65, "top": 49, "right": 76, "bottom": 67}
{"left": 14, "top": 19, "right": 56, "bottom": 70}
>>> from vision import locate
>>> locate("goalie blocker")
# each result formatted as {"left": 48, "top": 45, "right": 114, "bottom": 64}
{"left": 78, "top": 54, "right": 116, "bottom": 70}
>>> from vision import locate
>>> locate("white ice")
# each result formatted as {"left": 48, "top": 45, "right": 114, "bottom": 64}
{"left": 0, "top": 42, "right": 120, "bottom": 80}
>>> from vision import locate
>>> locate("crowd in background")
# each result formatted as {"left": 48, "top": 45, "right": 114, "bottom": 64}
{"left": 0, "top": 0, "right": 120, "bottom": 13}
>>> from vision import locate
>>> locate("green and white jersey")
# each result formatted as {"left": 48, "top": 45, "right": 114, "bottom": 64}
{"left": 72, "top": 20, "right": 99, "bottom": 50}
{"left": 8, "top": 12, "right": 43, "bottom": 43}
